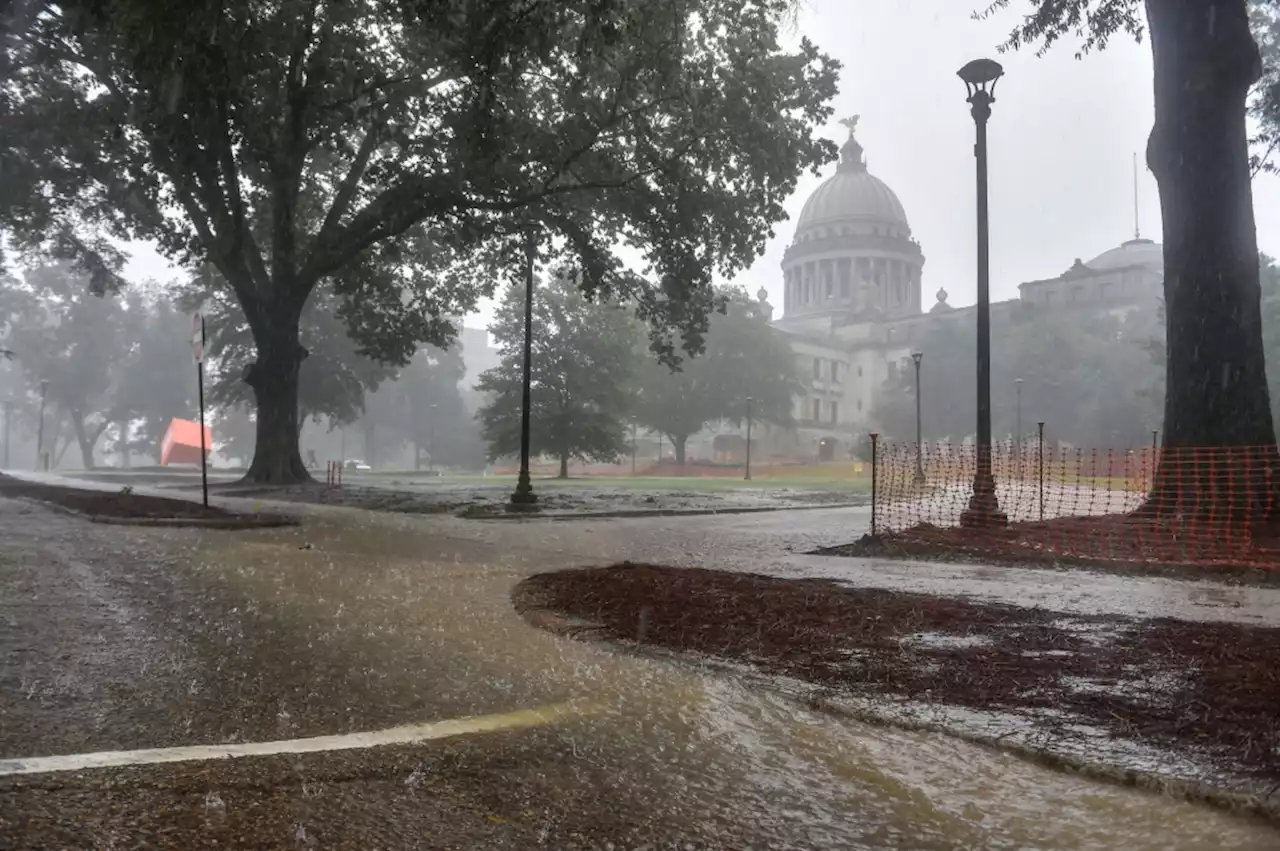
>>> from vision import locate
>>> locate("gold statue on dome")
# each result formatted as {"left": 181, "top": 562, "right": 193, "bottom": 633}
{"left": 838, "top": 115, "right": 860, "bottom": 136}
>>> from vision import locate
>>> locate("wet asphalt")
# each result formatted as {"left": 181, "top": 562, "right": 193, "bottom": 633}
{"left": 1, "top": 492, "right": 1279, "bottom": 849}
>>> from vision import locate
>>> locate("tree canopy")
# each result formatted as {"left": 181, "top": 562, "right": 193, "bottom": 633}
{"left": 876, "top": 307, "right": 1161, "bottom": 449}
{"left": 477, "top": 270, "right": 640, "bottom": 477}
{"left": 1, "top": 0, "right": 840, "bottom": 482}
{"left": 634, "top": 291, "right": 799, "bottom": 463}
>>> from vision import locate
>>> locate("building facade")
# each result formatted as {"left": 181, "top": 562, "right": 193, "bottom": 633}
{"left": 753, "top": 118, "right": 1164, "bottom": 461}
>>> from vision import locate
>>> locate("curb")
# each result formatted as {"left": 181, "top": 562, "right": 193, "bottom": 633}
{"left": 463, "top": 500, "right": 870, "bottom": 522}
{"left": 16, "top": 497, "right": 299, "bottom": 530}
{"left": 511, "top": 582, "right": 1280, "bottom": 827}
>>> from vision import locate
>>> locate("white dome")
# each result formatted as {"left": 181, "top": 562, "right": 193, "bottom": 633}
{"left": 793, "top": 133, "right": 909, "bottom": 236}
{"left": 1087, "top": 238, "right": 1163, "bottom": 272}
{"left": 796, "top": 170, "right": 908, "bottom": 230}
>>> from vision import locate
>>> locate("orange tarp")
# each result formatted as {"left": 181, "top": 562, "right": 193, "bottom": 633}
{"left": 160, "top": 418, "right": 212, "bottom": 466}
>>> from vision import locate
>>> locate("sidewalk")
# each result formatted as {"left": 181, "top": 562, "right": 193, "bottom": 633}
{"left": 2, "top": 496, "right": 1276, "bottom": 848}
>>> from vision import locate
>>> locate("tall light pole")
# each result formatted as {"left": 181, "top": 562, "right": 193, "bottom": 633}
{"left": 631, "top": 422, "right": 637, "bottom": 476}
{"left": 511, "top": 228, "right": 538, "bottom": 508}
{"left": 2, "top": 400, "right": 12, "bottom": 469}
{"left": 744, "top": 396, "right": 754, "bottom": 481}
{"left": 911, "top": 352, "right": 925, "bottom": 485}
{"left": 1014, "top": 377, "right": 1024, "bottom": 460}
{"left": 428, "top": 403, "right": 438, "bottom": 473}
{"left": 36, "top": 379, "right": 48, "bottom": 472}
{"left": 958, "top": 58, "right": 1007, "bottom": 528}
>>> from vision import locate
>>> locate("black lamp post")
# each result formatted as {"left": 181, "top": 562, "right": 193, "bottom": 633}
{"left": 1014, "top": 377, "right": 1024, "bottom": 460}
{"left": 911, "top": 351, "right": 925, "bottom": 484}
{"left": 744, "top": 396, "right": 754, "bottom": 481}
{"left": 428, "top": 402, "right": 438, "bottom": 473}
{"left": 2, "top": 400, "right": 12, "bottom": 469}
{"left": 36, "top": 378, "right": 48, "bottom": 472}
{"left": 510, "top": 229, "right": 538, "bottom": 508}
{"left": 631, "top": 422, "right": 637, "bottom": 476}
{"left": 958, "top": 58, "right": 1007, "bottom": 528}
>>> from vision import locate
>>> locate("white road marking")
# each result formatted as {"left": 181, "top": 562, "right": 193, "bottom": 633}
{"left": 0, "top": 701, "right": 590, "bottom": 777}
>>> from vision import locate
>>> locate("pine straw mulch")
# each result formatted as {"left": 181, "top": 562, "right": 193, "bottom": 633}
{"left": 515, "top": 563, "right": 1280, "bottom": 786}
{"left": 816, "top": 514, "right": 1280, "bottom": 587}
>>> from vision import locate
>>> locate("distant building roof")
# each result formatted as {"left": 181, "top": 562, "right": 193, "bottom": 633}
{"left": 1086, "top": 237, "right": 1163, "bottom": 273}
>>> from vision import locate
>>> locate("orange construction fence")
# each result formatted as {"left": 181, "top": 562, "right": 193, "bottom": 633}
{"left": 868, "top": 438, "right": 1280, "bottom": 568}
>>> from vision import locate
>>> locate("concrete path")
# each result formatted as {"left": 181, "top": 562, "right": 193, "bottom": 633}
{"left": 1, "top": 488, "right": 1277, "bottom": 848}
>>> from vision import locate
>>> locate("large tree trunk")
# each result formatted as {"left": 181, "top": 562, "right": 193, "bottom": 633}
{"left": 672, "top": 434, "right": 688, "bottom": 466}
{"left": 70, "top": 410, "right": 96, "bottom": 470}
{"left": 558, "top": 452, "right": 569, "bottom": 479}
{"left": 1144, "top": 0, "right": 1278, "bottom": 517}
{"left": 243, "top": 302, "right": 311, "bottom": 484}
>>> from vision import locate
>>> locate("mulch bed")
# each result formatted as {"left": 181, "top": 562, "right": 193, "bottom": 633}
{"left": 816, "top": 516, "right": 1280, "bottom": 587}
{"left": 516, "top": 563, "right": 1280, "bottom": 785}
{"left": 0, "top": 474, "right": 232, "bottom": 520}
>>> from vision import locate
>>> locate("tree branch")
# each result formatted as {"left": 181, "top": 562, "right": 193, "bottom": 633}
{"left": 313, "top": 116, "right": 385, "bottom": 250}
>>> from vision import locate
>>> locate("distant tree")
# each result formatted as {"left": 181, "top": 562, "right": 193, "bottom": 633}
{"left": 1, "top": 0, "right": 839, "bottom": 483}
{"left": 478, "top": 271, "right": 641, "bottom": 478}
{"left": 876, "top": 308, "right": 1161, "bottom": 449}
{"left": 876, "top": 320, "right": 976, "bottom": 444}
{"left": 111, "top": 292, "right": 197, "bottom": 462}
{"left": 981, "top": 0, "right": 1275, "bottom": 512}
{"left": 384, "top": 344, "right": 485, "bottom": 470}
{"left": 634, "top": 292, "right": 800, "bottom": 464}
{"left": 0, "top": 263, "right": 136, "bottom": 468}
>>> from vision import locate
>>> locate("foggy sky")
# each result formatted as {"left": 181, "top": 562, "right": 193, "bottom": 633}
{"left": 122, "top": 0, "right": 1280, "bottom": 324}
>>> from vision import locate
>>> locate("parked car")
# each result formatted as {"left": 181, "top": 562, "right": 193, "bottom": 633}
{"left": 344, "top": 459, "right": 372, "bottom": 472}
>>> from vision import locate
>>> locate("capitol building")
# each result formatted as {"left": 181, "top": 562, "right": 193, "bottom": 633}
{"left": 737, "top": 118, "right": 1166, "bottom": 462}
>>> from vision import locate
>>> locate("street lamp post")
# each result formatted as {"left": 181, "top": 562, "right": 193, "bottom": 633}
{"left": 911, "top": 351, "right": 925, "bottom": 485}
{"left": 1014, "top": 377, "right": 1024, "bottom": 461}
{"left": 428, "top": 403, "right": 438, "bottom": 473}
{"left": 36, "top": 379, "right": 48, "bottom": 472}
{"left": 631, "top": 422, "right": 637, "bottom": 476}
{"left": 1, "top": 400, "right": 12, "bottom": 469}
{"left": 958, "top": 58, "right": 1007, "bottom": 528}
{"left": 511, "top": 229, "right": 538, "bottom": 508}
{"left": 744, "top": 396, "right": 754, "bottom": 481}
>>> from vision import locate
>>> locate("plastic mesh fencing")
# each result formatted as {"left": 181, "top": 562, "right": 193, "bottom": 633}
{"left": 869, "top": 441, "right": 1280, "bottom": 568}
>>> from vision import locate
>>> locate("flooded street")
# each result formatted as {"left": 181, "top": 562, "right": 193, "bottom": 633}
{"left": 2, "top": 496, "right": 1277, "bottom": 848}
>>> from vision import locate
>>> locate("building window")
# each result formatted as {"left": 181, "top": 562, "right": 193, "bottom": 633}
{"left": 857, "top": 366, "right": 863, "bottom": 378}
{"left": 812, "top": 399, "right": 822, "bottom": 421}
{"left": 840, "top": 279, "right": 851, "bottom": 298}
{"left": 1044, "top": 291, "right": 1054, "bottom": 305}
{"left": 1100, "top": 282, "right": 1113, "bottom": 300}
{"left": 813, "top": 358, "right": 822, "bottom": 380}
{"left": 1071, "top": 286, "right": 1085, "bottom": 303}
{"left": 857, "top": 398, "right": 863, "bottom": 412}
{"left": 887, "top": 361, "right": 898, "bottom": 380}
{"left": 831, "top": 362, "right": 840, "bottom": 384}
{"left": 830, "top": 401, "right": 839, "bottom": 423}
{"left": 826, "top": 279, "right": 834, "bottom": 297}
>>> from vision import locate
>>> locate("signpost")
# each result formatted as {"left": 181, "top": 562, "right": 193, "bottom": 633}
{"left": 192, "top": 313, "right": 209, "bottom": 507}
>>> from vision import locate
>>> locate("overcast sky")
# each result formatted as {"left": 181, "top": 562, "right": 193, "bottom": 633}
{"left": 122, "top": 0, "right": 1280, "bottom": 327}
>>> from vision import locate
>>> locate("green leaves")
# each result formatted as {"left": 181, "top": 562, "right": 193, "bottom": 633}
{"left": 477, "top": 269, "right": 642, "bottom": 469}
{"left": 633, "top": 289, "right": 799, "bottom": 454}
{"left": 876, "top": 306, "right": 1162, "bottom": 446}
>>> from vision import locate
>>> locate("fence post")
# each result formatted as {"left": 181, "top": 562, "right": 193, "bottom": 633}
{"left": 1037, "top": 421, "right": 1045, "bottom": 522}
{"left": 870, "top": 432, "right": 879, "bottom": 539}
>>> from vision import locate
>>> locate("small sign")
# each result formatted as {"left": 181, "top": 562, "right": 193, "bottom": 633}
{"left": 191, "top": 313, "right": 204, "bottom": 364}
